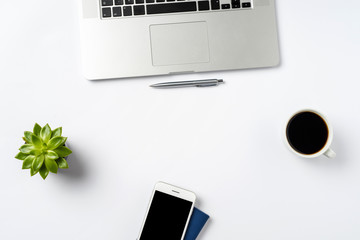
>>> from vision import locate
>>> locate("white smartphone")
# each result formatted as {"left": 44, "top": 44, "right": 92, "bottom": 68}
{"left": 137, "top": 182, "right": 196, "bottom": 240}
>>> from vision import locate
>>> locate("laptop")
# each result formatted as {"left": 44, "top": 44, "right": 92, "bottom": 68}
{"left": 80, "top": 0, "right": 279, "bottom": 80}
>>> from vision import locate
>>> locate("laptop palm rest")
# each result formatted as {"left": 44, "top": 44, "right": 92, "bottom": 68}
{"left": 150, "top": 22, "right": 210, "bottom": 66}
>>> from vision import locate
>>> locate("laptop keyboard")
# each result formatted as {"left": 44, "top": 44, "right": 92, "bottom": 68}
{"left": 100, "top": 0, "right": 252, "bottom": 18}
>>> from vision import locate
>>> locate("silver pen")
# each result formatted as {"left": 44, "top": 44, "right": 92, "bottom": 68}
{"left": 150, "top": 79, "right": 224, "bottom": 88}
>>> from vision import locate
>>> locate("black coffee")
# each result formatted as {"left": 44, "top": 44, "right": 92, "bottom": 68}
{"left": 286, "top": 111, "right": 329, "bottom": 155}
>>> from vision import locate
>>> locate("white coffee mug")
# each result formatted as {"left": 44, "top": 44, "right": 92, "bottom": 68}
{"left": 284, "top": 109, "right": 336, "bottom": 158}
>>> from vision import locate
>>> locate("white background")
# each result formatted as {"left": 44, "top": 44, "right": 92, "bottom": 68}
{"left": 1, "top": 0, "right": 360, "bottom": 239}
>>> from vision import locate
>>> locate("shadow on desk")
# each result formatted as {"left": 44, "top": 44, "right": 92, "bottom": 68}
{"left": 57, "top": 143, "right": 88, "bottom": 182}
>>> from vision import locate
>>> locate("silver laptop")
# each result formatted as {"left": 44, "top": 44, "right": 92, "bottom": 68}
{"left": 80, "top": 0, "right": 279, "bottom": 80}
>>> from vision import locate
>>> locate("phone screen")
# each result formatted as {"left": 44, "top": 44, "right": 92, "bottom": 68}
{"left": 139, "top": 190, "right": 193, "bottom": 240}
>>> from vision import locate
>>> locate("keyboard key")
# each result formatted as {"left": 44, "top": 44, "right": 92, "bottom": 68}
{"left": 102, "top": 7, "right": 112, "bottom": 17}
{"left": 242, "top": 2, "right": 251, "bottom": 8}
{"left": 102, "top": 0, "right": 113, "bottom": 6}
{"left": 211, "top": 0, "right": 220, "bottom": 10}
{"left": 123, "top": 6, "right": 132, "bottom": 15}
{"left": 115, "top": 0, "right": 123, "bottom": 5}
{"left": 125, "top": 0, "right": 134, "bottom": 4}
{"left": 147, "top": 2, "right": 197, "bottom": 14}
{"left": 113, "top": 7, "right": 122, "bottom": 16}
{"left": 135, "top": 0, "right": 144, "bottom": 3}
{"left": 156, "top": 0, "right": 166, "bottom": 2}
{"left": 167, "top": 0, "right": 176, "bottom": 2}
{"left": 146, "top": 0, "right": 155, "bottom": 3}
{"left": 231, "top": 0, "right": 240, "bottom": 8}
{"left": 198, "top": 1, "right": 210, "bottom": 11}
{"left": 221, "top": 3, "right": 230, "bottom": 9}
{"left": 134, "top": 5, "right": 145, "bottom": 15}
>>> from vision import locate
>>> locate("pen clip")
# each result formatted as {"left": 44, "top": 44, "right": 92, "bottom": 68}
{"left": 196, "top": 83, "right": 218, "bottom": 87}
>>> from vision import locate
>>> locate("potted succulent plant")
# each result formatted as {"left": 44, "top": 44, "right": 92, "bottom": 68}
{"left": 15, "top": 123, "right": 72, "bottom": 180}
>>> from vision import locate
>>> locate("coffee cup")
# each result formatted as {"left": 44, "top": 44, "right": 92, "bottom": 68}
{"left": 284, "top": 109, "right": 336, "bottom": 158}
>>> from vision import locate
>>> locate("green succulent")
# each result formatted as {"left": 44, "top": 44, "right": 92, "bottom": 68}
{"left": 15, "top": 123, "right": 72, "bottom": 180}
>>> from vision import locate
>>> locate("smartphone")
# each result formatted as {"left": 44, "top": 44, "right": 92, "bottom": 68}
{"left": 138, "top": 182, "right": 196, "bottom": 240}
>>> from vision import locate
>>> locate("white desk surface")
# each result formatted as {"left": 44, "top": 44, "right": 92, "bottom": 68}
{"left": 1, "top": 0, "right": 360, "bottom": 239}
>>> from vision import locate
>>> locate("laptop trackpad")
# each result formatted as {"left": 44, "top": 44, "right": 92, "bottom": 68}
{"left": 150, "top": 22, "right": 210, "bottom": 66}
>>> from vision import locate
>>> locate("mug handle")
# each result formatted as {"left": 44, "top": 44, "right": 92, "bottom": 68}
{"left": 324, "top": 148, "right": 336, "bottom": 158}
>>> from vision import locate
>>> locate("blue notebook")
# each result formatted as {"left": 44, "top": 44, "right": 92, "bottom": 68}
{"left": 184, "top": 207, "right": 210, "bottom": 240}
